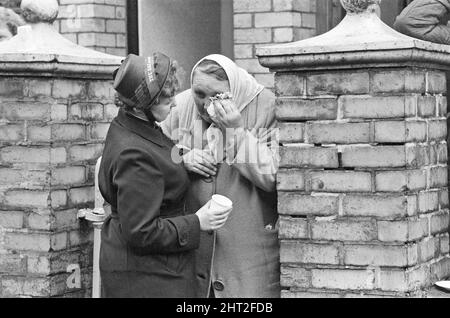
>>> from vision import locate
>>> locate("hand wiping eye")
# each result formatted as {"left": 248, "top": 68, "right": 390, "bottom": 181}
{"left": 207, "top": 92, "right": 233, "bottom": 118}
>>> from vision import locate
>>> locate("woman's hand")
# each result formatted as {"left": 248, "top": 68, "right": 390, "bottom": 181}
{"left": 182, "top": 148, "right": 217, "bottom": 178}
{"left": 195, "top": 200, "right": 232, "bottom": 231}
{"left": 212, "top": 99, "right": 244, "bottom": 130}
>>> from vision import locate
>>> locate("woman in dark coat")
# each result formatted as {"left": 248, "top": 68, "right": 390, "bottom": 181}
{"left": 98, "top": 53, "right": 231, "bottom": 298}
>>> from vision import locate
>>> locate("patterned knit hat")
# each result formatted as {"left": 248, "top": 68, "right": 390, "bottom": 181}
{"left": 113, "top": 53, "right": 171, "bottom": 110}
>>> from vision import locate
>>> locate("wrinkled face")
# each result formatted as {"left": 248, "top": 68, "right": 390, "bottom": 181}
{"left": 191, "top": 70, "right": 230, "bottom": 123}
{"left": 150, "top": 96, "right": 175, "bottom": 122}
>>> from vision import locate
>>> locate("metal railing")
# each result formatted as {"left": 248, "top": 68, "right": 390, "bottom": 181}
{"left": 77, "top": 157, "right": 107, "bottom": 298}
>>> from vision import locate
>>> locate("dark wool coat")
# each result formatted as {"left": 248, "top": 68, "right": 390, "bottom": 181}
{"left": 98, "top": 108, "right": 201, "bottom": 298}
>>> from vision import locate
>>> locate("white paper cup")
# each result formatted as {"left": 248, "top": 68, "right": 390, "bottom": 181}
{"left": 210, "top": 194, "right": 232, "bottom": 212}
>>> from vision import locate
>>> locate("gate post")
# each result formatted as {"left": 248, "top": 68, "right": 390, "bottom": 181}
{"left": 0, "top": 0, "right": 120, "bottom": 297}
{"left": 258, "top": 0, "right": 450, "bottom": 297}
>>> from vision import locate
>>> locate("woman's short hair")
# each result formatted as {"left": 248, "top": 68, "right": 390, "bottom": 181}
{"left": 115, "top": 60, "right": 181, "bottom": 112}
{"left": 159, "top": 59, "right": 181, "bottom": 100}
{"left": 194, "top": 59, "right": 229, "bottom": 82}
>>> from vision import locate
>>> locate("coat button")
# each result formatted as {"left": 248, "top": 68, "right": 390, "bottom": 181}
{"left": 213, "top": 280, "right": 224, "bottom": 292}
{"left": 179, "top": 233, "right": 188, "bottom": 245}
{"left": 207, "top": 230, "right": 214, "bottom": 236}
{"left": 203, "top": 177, "right": 214, "bottom": 183}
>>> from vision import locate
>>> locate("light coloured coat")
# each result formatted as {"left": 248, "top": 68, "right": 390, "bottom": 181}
{"left": 162, "top": 87, "right": 281, "bottom": 298}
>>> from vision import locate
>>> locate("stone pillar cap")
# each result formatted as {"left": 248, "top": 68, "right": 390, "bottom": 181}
{"left": 257, "top": 0, "right": 450, "bottom": 71}
{"left": 0, "top": 0, "right": 122, "bottom": 79}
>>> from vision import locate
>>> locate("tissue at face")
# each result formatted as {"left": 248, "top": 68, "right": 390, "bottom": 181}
{"left": 207, "top": 102, "right": 216, "bottom": 119}
{"left": 207, "top": 92, "right": 233, "bottom": 119}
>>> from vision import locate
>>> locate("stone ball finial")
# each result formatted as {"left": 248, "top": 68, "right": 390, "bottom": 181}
{"left": 340, "top": 0, "right": 381, "bottom": 13}
{"left": 21, "top": 0, "right": 59, "bottom": 24}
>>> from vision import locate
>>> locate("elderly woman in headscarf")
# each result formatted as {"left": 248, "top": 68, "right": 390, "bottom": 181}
{"left": 162, "top": 54, "right": 280, "bottom": 298}
{"left": 98, "top": 53, "right": 231, "bottom": 298}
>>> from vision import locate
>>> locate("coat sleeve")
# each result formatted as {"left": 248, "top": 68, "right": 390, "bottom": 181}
{"left": 224, "top": 92, "right": 279, "bottom": 193}
{"left": 113, "top": 148, "right": 200, "bottom": 255}
{"left": 394, "top": 0, "right": 450, "bottom": 44}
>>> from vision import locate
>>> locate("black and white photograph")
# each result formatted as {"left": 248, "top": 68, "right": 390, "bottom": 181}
{"left": 0, "top": 0, "right": 449, "bottom": 303}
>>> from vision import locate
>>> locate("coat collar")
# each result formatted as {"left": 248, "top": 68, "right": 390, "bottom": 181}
{"left": 115, "top": 108, "right": 164, "bottom": 147}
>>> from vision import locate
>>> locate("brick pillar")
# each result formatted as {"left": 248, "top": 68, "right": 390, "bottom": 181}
{"left": 0, "top": 1, "right": 127, "bottom": 55}
{"left": 233, "top": 0, "right": 317, "bottom": 89}
{"left": 55, "top": 0, "right": 127, "bottom": 56}
{"left": 0, "top": 0, "right": 121, "bottom": 297}
{"left": 258, "top": 0, "right": 450, "bottom": 297}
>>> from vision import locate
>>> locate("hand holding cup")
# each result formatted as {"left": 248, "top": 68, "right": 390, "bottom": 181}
{"left": 195, "top": 195, "right": 232, "bottom": 231}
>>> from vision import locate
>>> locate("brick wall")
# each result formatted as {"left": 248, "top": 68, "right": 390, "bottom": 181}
{"left": 274, "top": 67, "right": 450, "bottom": 297}
{"left": 0, "top": 75, "right": 118, "bottom": 297}
{"left": 56, "top": 0, "right": 127, "bottom": 56}
{"left": 0, "top": 0, "right": 127, "bottom": 56}
{"left": 233, "top": 0, "right": 317, "bottom": 88}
